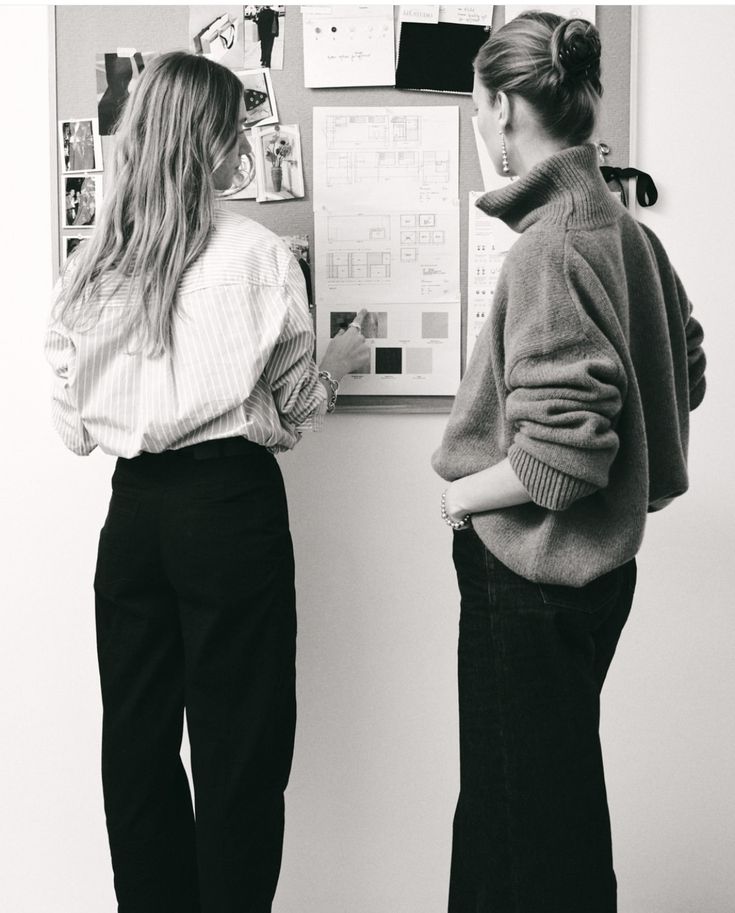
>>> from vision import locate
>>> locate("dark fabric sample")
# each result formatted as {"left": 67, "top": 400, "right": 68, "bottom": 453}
{"left": 396, "top": 22, "right": 490, "bottom": 95}
{"left": 375, "top": 347, "right": 403, "bottom": 374}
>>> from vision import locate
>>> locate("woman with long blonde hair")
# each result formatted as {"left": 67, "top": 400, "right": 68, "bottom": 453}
{"left": 46, "top": 51, "right": 367, "bottom": 913}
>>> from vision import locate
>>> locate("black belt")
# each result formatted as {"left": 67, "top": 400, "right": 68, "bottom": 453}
{"left": 188, "top": 437, "right": 263, "bottom": 460}
{"left": 133, "top": 437, "right": 263, "bottom": 462}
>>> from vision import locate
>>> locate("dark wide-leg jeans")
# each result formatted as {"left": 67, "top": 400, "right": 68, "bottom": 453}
{"left": 449, "top": 528, "right": 637, "bottom": 913}
{"left": 93, "top": 441, "right": 297, "bottom": 913}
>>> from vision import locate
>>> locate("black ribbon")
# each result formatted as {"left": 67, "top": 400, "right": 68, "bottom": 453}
{"left": 600, "top": 165, "right": 658, "bottom": 207}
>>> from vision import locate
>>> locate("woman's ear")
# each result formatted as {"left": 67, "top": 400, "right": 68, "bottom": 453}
{"left": 496, "top": 90, "right": 511, "bottom": 132}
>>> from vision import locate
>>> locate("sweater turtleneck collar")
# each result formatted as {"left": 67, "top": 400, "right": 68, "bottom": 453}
{"left": 475, "top": 143, "right": 621, "bottom": 234}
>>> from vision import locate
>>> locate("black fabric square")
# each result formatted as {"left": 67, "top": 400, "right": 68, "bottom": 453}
{"left": 375, "top": 348, "right": 403, "bottom": 374}
{"left": 396, "top": 22, "right": 490, "bottom": 95}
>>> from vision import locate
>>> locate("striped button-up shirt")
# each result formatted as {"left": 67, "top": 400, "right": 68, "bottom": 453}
{"left": 45, "top": 210, "right": 326, "bottom": 457}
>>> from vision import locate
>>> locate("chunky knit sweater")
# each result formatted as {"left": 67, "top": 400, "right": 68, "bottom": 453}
{"left": 433, "top": 144, "right": 706, "bottom": 586}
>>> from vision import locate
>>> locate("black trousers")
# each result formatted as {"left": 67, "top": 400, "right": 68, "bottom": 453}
{"left": 259, "top": 34, "right": 275, "bottom": 67}
{"left": 94, "top": 441, "right": 296, "bottom": 913}
{"left": 449, "top": 529, "right": 637, "bottom": 913}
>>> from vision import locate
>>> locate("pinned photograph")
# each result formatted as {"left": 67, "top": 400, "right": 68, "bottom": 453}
{"left": 235, "top": 68, "right": 278, "bottom": 128}
{"left": 243, "top": 5, "right": 285, "bottom": 70}
{"left": 62, "top": 235, "right": 89, "bottom": 263}
{"left": 330, "top": 311, "right": 386, "bottom": 339}
{"left": 63, "top": 174, "right": 102, "bottom": 228}
{"left": 217, "top": 130, "right": 257, "bottom": 200}
{"left": 59, "top": 119, "right": 103, "bottom": 174}
{"left": 96, "top": 50, "right": 157, "bottom": 135}
{"left": 252, "top": 123, "right": 304, "bottom": 202}
{"left": 190, "top": 6, "right": 245, "bottom": 69}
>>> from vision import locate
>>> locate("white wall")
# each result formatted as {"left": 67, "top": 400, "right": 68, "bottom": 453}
{"left": 601, "top": 7, "right": 735, "bottom": 912}
{"left": 1, "top": 6, "right": 733, "bottom": 913}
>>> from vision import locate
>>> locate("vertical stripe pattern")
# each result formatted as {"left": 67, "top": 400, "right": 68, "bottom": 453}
{"left": 44, "top": 210, "right": 326, "bottom": 457}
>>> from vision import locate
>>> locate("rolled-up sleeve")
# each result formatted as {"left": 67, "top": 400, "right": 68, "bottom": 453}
{"left": 506, "top": 346, "right": 624, "bottom": 510}
{"left": 679, "top": 283, "right": 706, "bottom": 410}
{"left": 502, "top": 238, "right": 626, "bottom": 511}
{"left": 263, "top": 256, "right": 327, "bottom": 430}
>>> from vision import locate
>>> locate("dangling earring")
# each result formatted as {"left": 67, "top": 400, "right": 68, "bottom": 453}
{"left": 499, "top": 131, "right": 510, "bottom": 175}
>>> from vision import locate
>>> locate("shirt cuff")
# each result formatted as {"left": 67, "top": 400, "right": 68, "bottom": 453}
{"left": 294, "top": 382, "right": 328, "bottom": 433}
{"left": 508, "top": 444, "right": 597, "bottom": 511}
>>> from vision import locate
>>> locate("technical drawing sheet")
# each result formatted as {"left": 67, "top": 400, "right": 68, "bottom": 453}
{"left": 313, "top": 106, "right": 461, "bottom": 396}
{"left": 313, "top": 106, "right": 459, "bottom": 210}
{"left": 466, "top": 191, "right": 519, "bottom": 365}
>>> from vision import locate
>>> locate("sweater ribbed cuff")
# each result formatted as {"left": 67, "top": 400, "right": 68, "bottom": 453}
{"left": 508, "top": 445, "right": 597, "bottom": 511}
{"left": 690, "top": 376, "right": 706, "bottom": 411}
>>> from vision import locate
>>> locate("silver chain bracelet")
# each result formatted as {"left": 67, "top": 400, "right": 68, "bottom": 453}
{"left": 318, "top": 370, "right": 339, "bottom": 413}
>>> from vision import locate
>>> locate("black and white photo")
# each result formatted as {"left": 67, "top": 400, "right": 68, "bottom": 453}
{"left": 252, "top": 122, "right": 304, "bottom": 201}
{"left": 58, "top": 118, "right": 103, "bottom": 173}
{"left": 243, "top": 5, "right": 286, "bottom": 69}
{"left": 62, "top": 174, "right": 101, "bottom": 228}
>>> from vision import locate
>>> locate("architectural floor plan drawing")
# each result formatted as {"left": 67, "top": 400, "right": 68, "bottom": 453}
{"left": 314, "top": 106, "right": 459, "bottom": 211}
{"left": 327, "top": 251, "right": 391, "bottom": 281}
{"left": 325, "top": 112, "right": 390, "bottom": 148}
{"left": 327, "top": 214, "right": 391, "bottom": 243}
{"left": 315, "top": 208, "right": 460, "bottom": 306}
{"left": 313, "top": 107, "right": 461, "bottom": 396}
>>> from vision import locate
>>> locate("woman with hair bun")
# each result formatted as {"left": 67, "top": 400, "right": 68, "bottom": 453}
{"left": 45, "top": 51, "right": 367, "bottom": 913}
{"left": 433, "top": 12, "right": 705, "bottom": 912}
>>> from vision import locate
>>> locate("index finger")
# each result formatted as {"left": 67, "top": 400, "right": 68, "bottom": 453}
{"left": 350, "top": 308, "right": 368, "bottom": 331}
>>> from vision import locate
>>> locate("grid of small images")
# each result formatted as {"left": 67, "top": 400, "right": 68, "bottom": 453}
{"left": 58, "top": 48, "right": 159, "bottom": 264}
{"left": 58, "top": 117, "right": 104, "bottom": 265}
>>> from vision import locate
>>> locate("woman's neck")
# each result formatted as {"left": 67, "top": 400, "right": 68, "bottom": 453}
{"left": 509, "top": 135, "right": 572, "bottom": 179}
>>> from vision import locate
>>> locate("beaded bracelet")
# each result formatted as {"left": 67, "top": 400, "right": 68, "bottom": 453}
{"left": 441, "top": 489, "right": 471, "bottom": 531}
{"left": 318, "top": 370, "right": 340, "bottom": 413}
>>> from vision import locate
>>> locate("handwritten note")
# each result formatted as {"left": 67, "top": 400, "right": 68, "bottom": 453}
{"left": 302, "top": 5, "right": 396, "bottom": 88}
{"left": 438, "top": 5, "right": 494, "bottom": 26}
{"left": 400, "top": 5, "right": 440, "bottom": 23}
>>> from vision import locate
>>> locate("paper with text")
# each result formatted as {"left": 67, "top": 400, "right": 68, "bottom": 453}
{"left": 438, "top": 5, "right": 494, "bottom": 26}
{"left": 399, "top": 5, "right": 440, "bottom": 24}
{"left": 313, "top": 106, "right": 459, "bottom": 211}
{"left": 466, "top": 191, "right": 518, "bottom": 365}
{"left": 313, "top": 106, "right": 462, "bottom": 395}
{"left": 320, "top": 299, "right": 461, "bottom": 396}
{"left": 314, "top": 207, "right": 460, "bottom": 306}
{"left": 302, "top": 5, "right": 395, "bottom": 88}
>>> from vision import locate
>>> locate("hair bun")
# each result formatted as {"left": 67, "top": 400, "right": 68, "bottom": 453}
{"left": 553, "top": 19, "right": 601, "bottom": 83}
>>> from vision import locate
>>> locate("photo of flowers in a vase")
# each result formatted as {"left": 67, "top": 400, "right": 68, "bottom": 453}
{"left": 252, "top": 123, "right": 305, "bottom": 202}
{"left": 266, "top": 132, "right": 290, "bottom": 192}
